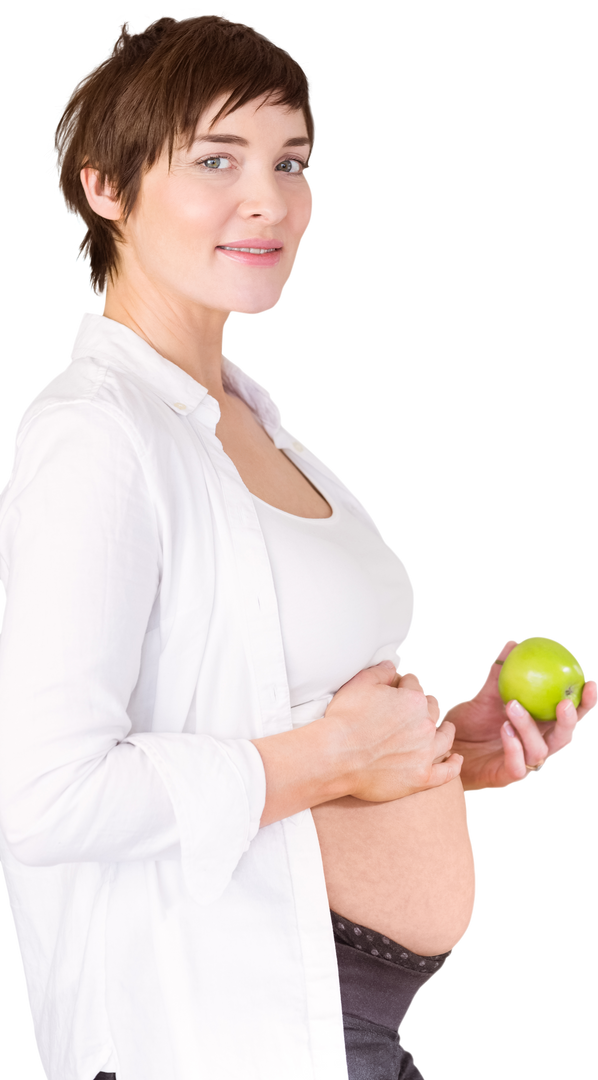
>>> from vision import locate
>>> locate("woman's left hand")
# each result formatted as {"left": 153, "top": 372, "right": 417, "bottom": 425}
{"left": 444, "top": 641, "right": 597, "bottom": 790}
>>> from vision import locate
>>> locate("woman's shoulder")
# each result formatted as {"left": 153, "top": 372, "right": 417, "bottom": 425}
{"left": 15, "top": 354, "right": 182, "bottom": 463}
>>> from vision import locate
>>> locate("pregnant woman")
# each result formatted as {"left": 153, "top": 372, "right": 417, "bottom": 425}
{"left": 0, "top": 17, "right": 593, "bottom": 1080}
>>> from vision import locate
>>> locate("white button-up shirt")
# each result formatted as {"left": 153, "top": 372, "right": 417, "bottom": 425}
{"left": 0, "top": 314, "right": 390, "bottom": 1080}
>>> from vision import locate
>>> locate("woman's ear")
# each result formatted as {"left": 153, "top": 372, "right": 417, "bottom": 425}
{"left": 80, "top": 168, "right": 121, "bottom": 221}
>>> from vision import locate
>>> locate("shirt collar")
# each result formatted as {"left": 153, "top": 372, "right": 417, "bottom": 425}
{"left": 71, "top": 313, "right": 282, "bottom": 438}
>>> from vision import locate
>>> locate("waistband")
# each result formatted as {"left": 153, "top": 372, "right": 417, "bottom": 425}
{"left": 331, "top": 909, "right": 451, "bottom": 1031}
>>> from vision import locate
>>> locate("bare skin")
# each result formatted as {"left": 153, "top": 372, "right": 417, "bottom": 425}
{"left": 312, "top": 782, "right": 474, "bottom": 954}
{"left": 215, "top": 391, "right": 333, "bottom": 517}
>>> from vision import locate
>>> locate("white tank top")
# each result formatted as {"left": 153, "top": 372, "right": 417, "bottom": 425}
{"left": 251, "top": 472, "right": 413, "bottom": 729}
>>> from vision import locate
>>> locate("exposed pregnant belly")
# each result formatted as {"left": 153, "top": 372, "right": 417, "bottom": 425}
{"left": 311, "top": 777, "right": 475, "bottom": 957}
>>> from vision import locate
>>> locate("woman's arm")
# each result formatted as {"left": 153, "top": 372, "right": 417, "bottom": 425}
{"left": 0, "top": 403, "right": 265, "bottom": 904}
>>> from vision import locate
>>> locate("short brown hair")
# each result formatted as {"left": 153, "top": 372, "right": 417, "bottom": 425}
{"left": 55, "top": 16, "right": 314, "bottom": 293}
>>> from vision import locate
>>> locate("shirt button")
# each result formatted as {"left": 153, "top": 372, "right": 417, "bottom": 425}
{"left": 173, "top": 402, "right": 187, "bottom": 411}
{"left": 292, "top": 440, "right": 304, "bottom": 452}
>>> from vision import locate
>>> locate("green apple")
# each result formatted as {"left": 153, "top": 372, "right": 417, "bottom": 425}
{"left": 498, "top": 637, "right": 585, "bottom": 722}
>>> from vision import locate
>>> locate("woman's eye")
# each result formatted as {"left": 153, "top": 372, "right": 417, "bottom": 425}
{"left": 273, "top": 157, "right": 304, "bottom": 172}
{"left": 197, "top": 157, "right": 229, "bottom": 170}
{"left": 200, "top": 156, "right": 232, "bottom": 170}
{"left": 195, "top": 155, "right": 304, "bottom": 173}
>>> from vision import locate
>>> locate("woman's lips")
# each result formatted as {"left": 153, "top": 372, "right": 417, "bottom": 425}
{"left": 216, "top": 247, "right": 280, "bottom": 266}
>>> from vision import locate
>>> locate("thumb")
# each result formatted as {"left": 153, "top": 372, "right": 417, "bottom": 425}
{"left": 369, "top": 659, "right": 398, "bottom": 686}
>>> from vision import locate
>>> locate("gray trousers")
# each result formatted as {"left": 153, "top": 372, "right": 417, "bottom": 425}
{"left": 94, "top": 910, "right": 449, "bottom": 1080}
{"left": 333, "top": 908, "right": 451, "bottom": 1080}
{"left": 94, "top": 1034, "right": 421, "bottom": 1080}
{"left": 343, "top": 1014, "right": 424, "bottom": 1079}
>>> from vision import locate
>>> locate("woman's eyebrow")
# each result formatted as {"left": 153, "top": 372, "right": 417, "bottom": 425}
{"left": 191, "top": 134, "right": 311, "bottom": 148}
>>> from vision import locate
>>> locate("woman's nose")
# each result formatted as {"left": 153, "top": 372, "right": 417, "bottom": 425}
{"left": 236, "top": 169, "right": 288, "bottom": 223}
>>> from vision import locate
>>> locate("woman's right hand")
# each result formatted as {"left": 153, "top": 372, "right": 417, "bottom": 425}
{"left": 321, "top": 660, "right": 463, "bottom": 802}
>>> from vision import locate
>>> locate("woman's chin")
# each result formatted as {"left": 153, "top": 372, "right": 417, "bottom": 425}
{"left": 229, "top": 288, "right": 286, "bottom": 315}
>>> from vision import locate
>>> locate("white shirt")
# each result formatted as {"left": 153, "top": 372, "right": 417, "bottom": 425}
{"left": 0, "top": 314, "right": 412, "bottom": 1080}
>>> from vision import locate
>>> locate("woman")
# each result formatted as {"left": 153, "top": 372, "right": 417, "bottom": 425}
{"left": 0, "top": 16, "right": 593, "bottom": 1080}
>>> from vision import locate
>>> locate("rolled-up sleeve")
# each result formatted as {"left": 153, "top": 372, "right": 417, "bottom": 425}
{"left": 0, "top": 402, "right": 266, "bottom": 904}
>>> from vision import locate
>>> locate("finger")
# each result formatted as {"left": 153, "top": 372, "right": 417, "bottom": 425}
{"left": 436, "top": 717, "right": 453, "bottom": 751}
{"left": 477, "top": 635, "right": 518, "bottom": 695}
{"left": 500, "top": 720, "right": 528, "bottom": 780}
{"left": 427, "top": 694, "right": 440, "bottom": 724}
{"left": 432, "top": 751, "right": 452, "bottom": 764}
{"left": 396, "top": 672, "right": 424, "bottom": 693}
{"left": 495, "top": 640, "right": 519, "bottom": 665}
{"left": 485, "top": 641, "right": 518, "bottom": 691}
{"left": 427, "top": 753, "right": 463, "bottom": 788}
{"left": 578, "top": 678, "right": 595, "bottom": 721}
{"left": 505, "top": 700, "right": 549, "bottom": 767}
{"left": 544, "top": 697, "right": 579, "bottom": 756}
{"left": 425, "top": 691, "right": 440, "bottom": 717}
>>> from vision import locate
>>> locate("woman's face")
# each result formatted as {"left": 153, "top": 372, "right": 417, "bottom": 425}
{"left": 115, "top": 94, "right": 312, "bottom": 315}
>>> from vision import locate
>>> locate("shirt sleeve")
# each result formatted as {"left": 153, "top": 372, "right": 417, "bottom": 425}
{"left": 0, "top": 402, "right": 266, "bottom": 904}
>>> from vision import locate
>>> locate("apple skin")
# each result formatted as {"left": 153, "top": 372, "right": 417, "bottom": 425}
{"left": 498, "top": 637, "right": 585, "bottom": 722}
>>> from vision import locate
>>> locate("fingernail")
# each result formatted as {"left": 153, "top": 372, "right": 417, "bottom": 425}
{"left": 508, "top": 700, "right": 524, "bottom": 717}
{"left": 380, "top": 660, "right": 396, "bottom": 671}
{"left": 504, "top": 721, "right": 516, "bottom": 737}
{"left": 563, "top": 700, "right": 576, "bottom": 717}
